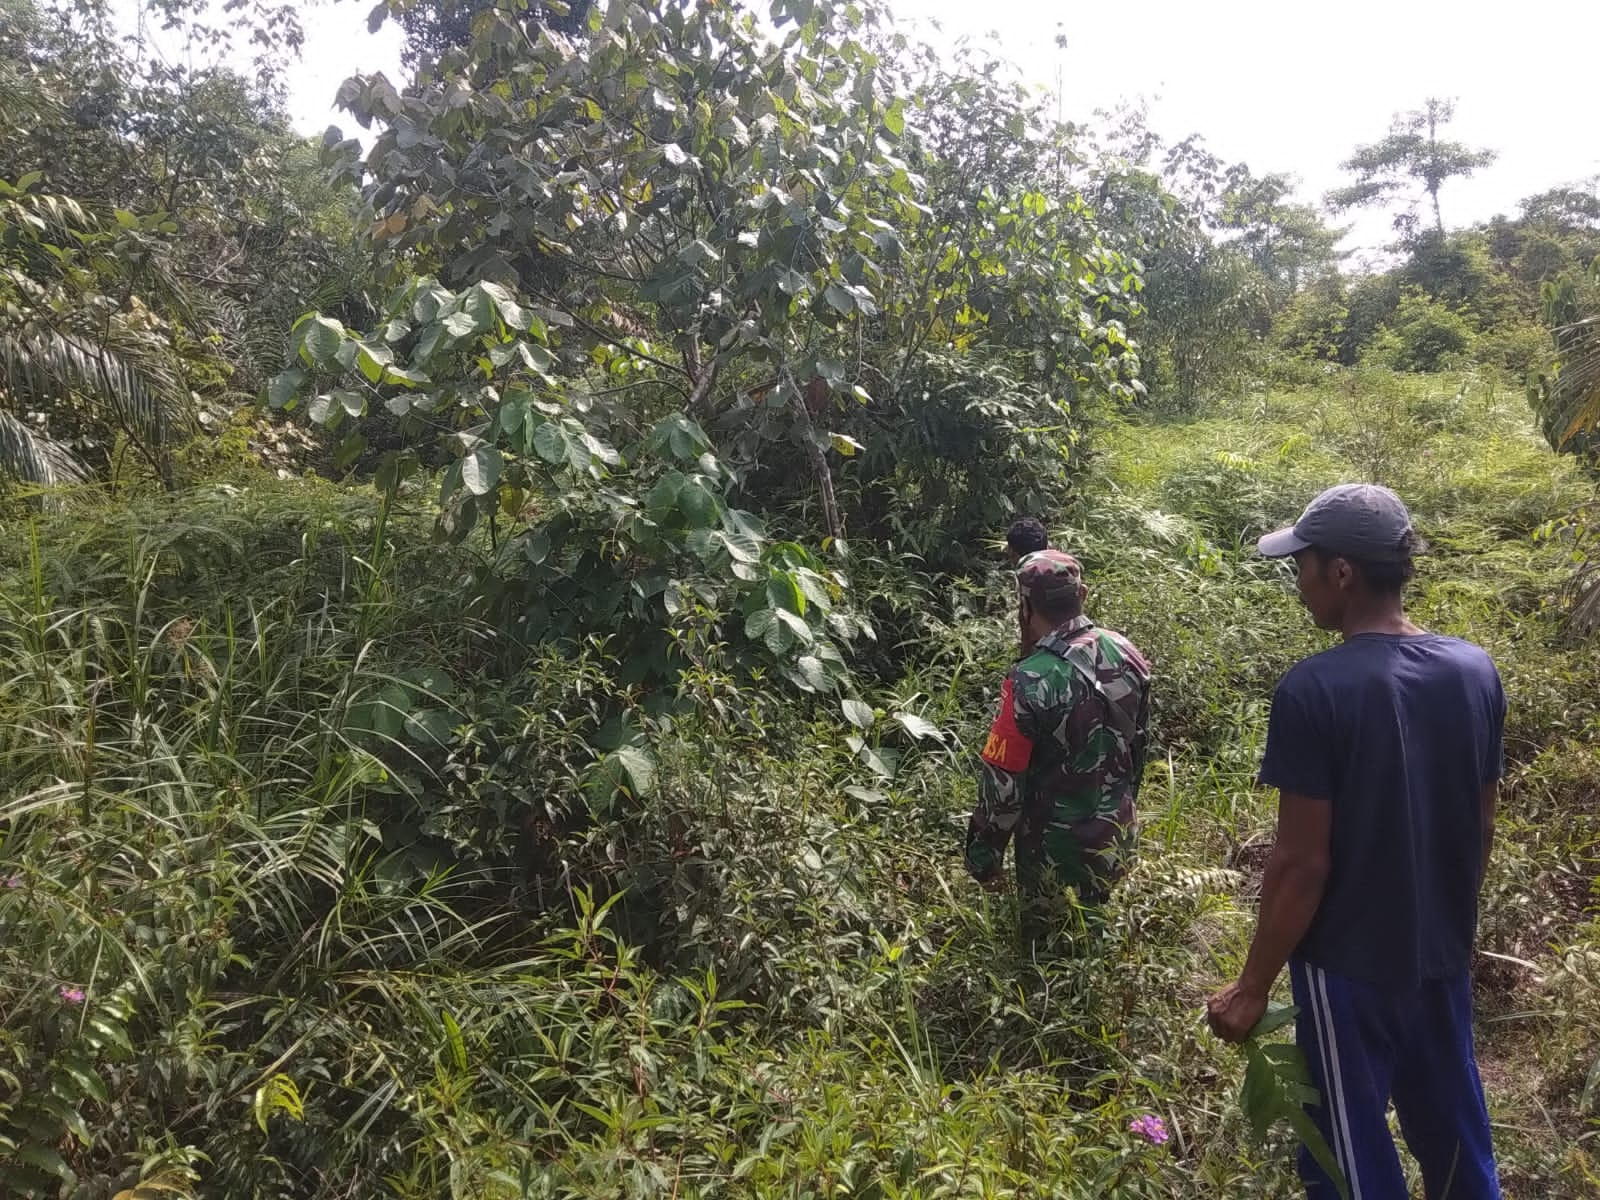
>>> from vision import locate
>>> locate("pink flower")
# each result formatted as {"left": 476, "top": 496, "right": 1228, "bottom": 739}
{"left": 58, "top": 986, "right": 86, "bottom": 1005}
{"left": 2, "top": 877, "right": 18, "bottom": 888}
{"left": 1129, "top": 1114, "right": 1169, "bottom": 1145}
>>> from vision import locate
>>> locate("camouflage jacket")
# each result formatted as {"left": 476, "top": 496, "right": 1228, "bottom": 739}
{"left": 965, "top": 616, "right": 1153, "bottom": 883}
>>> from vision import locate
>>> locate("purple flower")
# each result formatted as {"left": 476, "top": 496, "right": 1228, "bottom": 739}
{"left": 1129, "top": 1114, "right": 1169, "bottom": 1145}
{"left": 58, "top": 986, "right": 86, "bottom": 1005}
{"left": 2, "top": 876, "right": 19, "bottom": 888}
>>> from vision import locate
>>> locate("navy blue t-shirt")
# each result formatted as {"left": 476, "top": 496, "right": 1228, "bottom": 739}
{"left": 1259, "top": 633, "right": 1506, "bottom": 990}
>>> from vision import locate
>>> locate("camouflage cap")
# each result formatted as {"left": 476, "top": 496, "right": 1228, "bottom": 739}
{"left": 1017, "top": 549, "right": 1084, "bottom": 605}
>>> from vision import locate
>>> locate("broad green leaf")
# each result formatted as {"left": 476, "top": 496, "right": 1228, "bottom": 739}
{"left": 519, "top": 342, "right": 554, "bottom": 373}
{"left": 482, "top": 282, "right": 530, "bottom": 330}
{"left": 678, "top": 477, "right": 720, "bottom": 526}
{"left": 86, "top": 1017, "right": 132, "bottom": 1052}
{"left": 403, "top": 667, "right": 456, "bottom": 700}
{"left": 356, "top": 341, "right": 395, "bottom": 382}
{"left": 1286, "top": 1107, "right": 1350, "bottom": 1200}
{"left": 723, "top": 508, "right": 766, "bottom": 539}
{"left": 461, "top": 444, "right": 502, "bottom": 495}
{"left": 773, "top": 608, "right": 813, "bottom": 645}
{"left": 462, "top": 284, "right": 498, "bottom": 330}
{"left": 16, "top": 1144, "right": 71, "bottom": 1179}
{"left": 383, "top": 364, "right": 429, "bottom": 387}
{"left": 767, "top": 573, "right": 805, "bottom": 616}
{"left": 1246, "top": 1002, "right": 1299, "bottom": 1040}
{"left": 823, "top": 283, "right": 856, "bottom": 315}
{"left": 1239, "top": 1050, "right": 1276, "bottom": 1137}
{"left": 647, "top": 472, "right": 685, "bottom": 518}
{"left": 350, "top": 683, "right": 410, "bottom": 741}
{"left": 443, "top": 311, "right": 478, "bottom": 338}
{"left": 796, "top": 570, "right": 833, "bottom": 611}
{"left": 841, "top": 698, "right": 874, "bottom": 729}
{"left": 404, "top": 708, "right": 455, "bottom": 747}
{"left": 844, "top": 785, "right": 886, "bottom": 804}
{"left": 682, "top": 237, "right": 720, "bottom": 265}
{"left": 532, "top": 421, "right": 568, "bottom": 464}
{"left": 267, "top": 368, "right": 306, "bottom": 410}
{"left": 565, "top": 429, "right": 592, "bottom": 473}
{"left": 299, "top": 314, "right": 344, "bottom": 365}
{"left": 893, "top": 712, "right": 944, "bottom": 741}
{"left": 883, "top": 99, "right": 905, "bottom": 137}
{"left": 334, "top": 432, "right": 367, "bottom": 472}
{"left": 846, "top": 735, "right": 895, "bottom": 779}
{"left": 58, "top": 1059, "right": 109, "bottom": 1106}
{"left": 609, "top": 745, "right": 656, "bottom": 796}
{"left": 795, "top": 654, "right": 829, "bottom": 692}
{"left": 652, "top": 413, "right": 710, "bottom": 461}
{"left": 745, "top": 608, "right": 789, "bottom": 654}
{"left": 498, "top": 392, "right": 529, "bottom": 436}
{"left": 579, "top": 431, "right": 621, "bottom": 467}
{"left": 724, "top": 532, "right": 761, "bottom": 564}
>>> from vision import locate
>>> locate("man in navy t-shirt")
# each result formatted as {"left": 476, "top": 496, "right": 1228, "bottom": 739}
{"left": 1207, "top": 483, "right": 1506, "bottom": 1199}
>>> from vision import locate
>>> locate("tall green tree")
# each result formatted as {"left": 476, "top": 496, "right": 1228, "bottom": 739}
{"left": 1326, "top": 98, "right": 1497, "bottom": 240}
{"left": 1086, "top": 127, "right": 1333, "bottom": 408}
{"left": 1216, "top": 169, "right": 1344, "bottom": 303}
{"left": 276, "top": 0, "right": 1142, "bottom": 688}
{"left": 318, "top": 0, "right": 1140, "bottom": 534}
{"left": 0, "top": 0, "right": 368, "bottom": 491}
{"left": 395, "top": 0, "right": 592, "bottom": 75}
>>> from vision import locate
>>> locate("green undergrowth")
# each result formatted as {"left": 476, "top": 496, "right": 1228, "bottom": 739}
{"left": 1, "top": 372, "right": 1598, "bottom": 1198}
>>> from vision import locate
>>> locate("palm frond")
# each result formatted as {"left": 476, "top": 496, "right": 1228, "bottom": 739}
{"left": 0, "top": 324, "right": 193, "bottom": 457}
{"left": 0, "top": 188, "right": 94, "bottom": 242}
{"left": 1554, "top": 316, "right": 1600, "bottom": 444}
{"left": 0, "top": 407, "right": 86, "bottom": 488}
{"left": 1570, "top": 567, "right": 1600, "bottom": 636}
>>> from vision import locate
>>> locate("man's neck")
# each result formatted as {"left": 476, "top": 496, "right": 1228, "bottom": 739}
{"left": 1029, "top": 612, "right": 1092, "bottom": 647}
{"left": 1339, "top": 595, "right": 1423, "bottom": 639}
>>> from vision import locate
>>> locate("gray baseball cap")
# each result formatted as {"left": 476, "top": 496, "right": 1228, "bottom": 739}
{"left": 1258, "top": 483, "right": 1416, "bottom": 563}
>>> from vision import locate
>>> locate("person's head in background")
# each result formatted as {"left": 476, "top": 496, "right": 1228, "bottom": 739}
{"left": 1005, "top": 517, "right": 1049, "bottom": 565}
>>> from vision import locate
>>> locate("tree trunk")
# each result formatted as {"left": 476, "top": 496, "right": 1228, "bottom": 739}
{"left": 785, "top": 366, "right": 844, "bottom": 543}
{"left": 804, "top": 436, "right": 844, "bottom": 544}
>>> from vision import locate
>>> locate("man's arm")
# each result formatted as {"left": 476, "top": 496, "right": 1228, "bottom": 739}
{"left": 966, "top": 764, "right": 1023, "bottom": 888}
{"left": 966, "top": 672, "right": 1036, "bottom": 887}
{"left": 1479, "top": 781, "right": 1497, "bottom": 894}
{"left": 1207, "top": 790, "right": 1333, "bottom": 1043}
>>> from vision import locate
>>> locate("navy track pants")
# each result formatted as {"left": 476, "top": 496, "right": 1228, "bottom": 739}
{"left": 1289, "top": 958, "right": 1501, "bottom": 1200}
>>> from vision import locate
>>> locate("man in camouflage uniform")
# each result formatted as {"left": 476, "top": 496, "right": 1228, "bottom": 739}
{"left": 966, "top": 549, "right": 1153, "bottom": 951}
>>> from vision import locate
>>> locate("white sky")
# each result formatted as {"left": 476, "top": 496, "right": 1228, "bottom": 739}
{"left": 277, "top": 0, "right": 1600, "bottom": 261}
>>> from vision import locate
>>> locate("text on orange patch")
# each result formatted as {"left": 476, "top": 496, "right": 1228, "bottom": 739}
{"left": 981, "top": 677, "right": 1033, "bottom": 772}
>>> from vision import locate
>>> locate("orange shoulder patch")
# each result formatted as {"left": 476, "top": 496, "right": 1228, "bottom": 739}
{"left": 980, "top": 676, "right": 1034, "bottom": 772}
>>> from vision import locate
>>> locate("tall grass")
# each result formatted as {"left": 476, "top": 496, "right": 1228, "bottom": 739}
{"left": 1, "top": 374, "right": 1598, "bottom": 1198}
